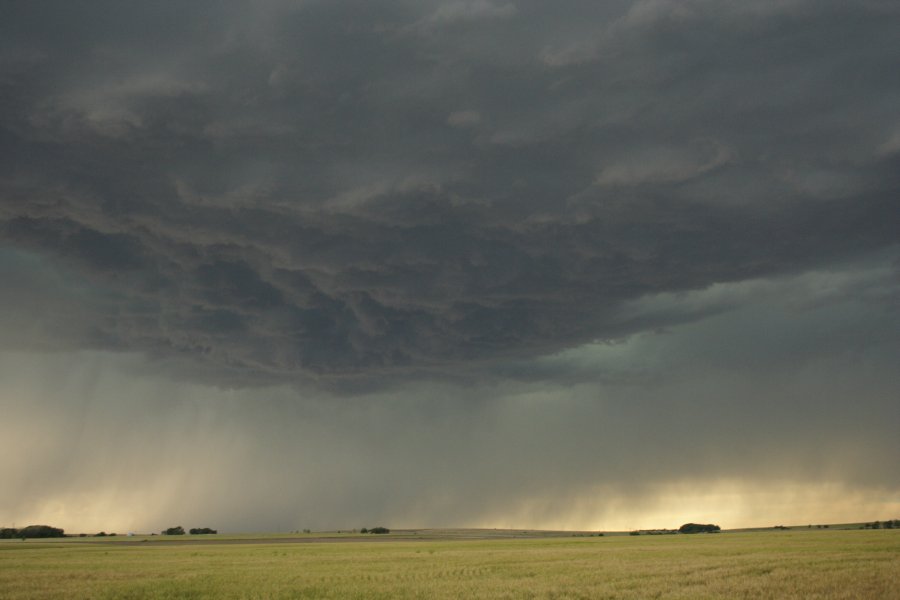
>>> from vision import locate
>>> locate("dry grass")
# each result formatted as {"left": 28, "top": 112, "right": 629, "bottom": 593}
{"left": 1, "top": 529, "right": 897, "bottom": 599}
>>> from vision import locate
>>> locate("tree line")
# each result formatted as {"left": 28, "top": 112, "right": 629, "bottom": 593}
{"left": 359, "top": 527, "right": 390, "bottom": 534}
{"left": 863, "top": 520, "right": 899, "bottom": 529}
{"left": 0, "top": 525, "right": 65, "bottom": 539}
{"left": 162, "top": 526, "right": 217, "bottom": 535}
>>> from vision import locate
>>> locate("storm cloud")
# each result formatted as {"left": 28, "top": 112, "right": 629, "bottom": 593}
{"left": 1, "top": 1, "right": 899, "bottom": 531}
{"left": 2, "top": 0, "right": 898, "bottom": 382}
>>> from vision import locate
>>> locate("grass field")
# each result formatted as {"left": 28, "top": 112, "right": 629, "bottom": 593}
{"left": 1, "top": 529, "right": 897, "bottom": 599}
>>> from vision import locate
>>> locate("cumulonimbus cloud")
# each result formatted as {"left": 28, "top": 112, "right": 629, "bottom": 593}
{"left": 1, "top": 0, "right": 898, "bottom": 383}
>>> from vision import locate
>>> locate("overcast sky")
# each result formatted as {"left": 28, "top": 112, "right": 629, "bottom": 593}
{"left": 2, "top": 0, "right": 898, "bottom": 533}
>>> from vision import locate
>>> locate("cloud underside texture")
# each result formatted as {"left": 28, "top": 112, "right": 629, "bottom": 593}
{"left": 2, "top": 0, "right": 898, "bottom": 382}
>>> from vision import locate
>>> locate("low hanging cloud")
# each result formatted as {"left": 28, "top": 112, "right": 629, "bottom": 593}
{"left": 1, "top": 0, "right": 899, "bottom": 386}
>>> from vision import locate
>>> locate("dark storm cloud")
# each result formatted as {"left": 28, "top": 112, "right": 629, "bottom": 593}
{"left": 2, "top": 0, "right": 899, "bottom": 381}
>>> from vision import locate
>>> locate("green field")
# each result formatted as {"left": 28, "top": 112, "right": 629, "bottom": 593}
{"left": 2, "top": 529, "right": 897, "bottom": 599}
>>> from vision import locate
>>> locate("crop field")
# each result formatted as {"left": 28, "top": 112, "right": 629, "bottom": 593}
{"left": 1, "top": 529, "right": 898, "bottom": 599}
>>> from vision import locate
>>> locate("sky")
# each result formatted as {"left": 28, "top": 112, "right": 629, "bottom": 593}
{"left": 1, "top": 0, "right": 898, "bottom": 533}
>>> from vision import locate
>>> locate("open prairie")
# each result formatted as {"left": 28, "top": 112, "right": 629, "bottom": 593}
{"left": 1, "top": 529, "right": 897, "bottom": 599}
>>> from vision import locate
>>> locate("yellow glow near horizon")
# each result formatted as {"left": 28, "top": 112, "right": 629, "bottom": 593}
{"left": 3, "top": 479, "right": 899, "bottom": 534}
{"left": 467, "top": 480, "right": 900, "bottom": 532}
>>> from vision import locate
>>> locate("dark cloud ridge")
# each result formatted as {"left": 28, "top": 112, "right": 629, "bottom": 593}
{"left": 2, "top": 0, "right": 899, "bottom": 383}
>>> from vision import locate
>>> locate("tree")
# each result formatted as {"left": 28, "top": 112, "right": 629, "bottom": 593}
{"left": 678, "top": 523, "right": 721, "bottom": 534}
{"left": 189, "top": 528, "right": 217, "bottom": 535}
{"left": 163, "top": 526, "right": 185, "bottom": 535}
{"left": 17, "top": 525, "right": 65, "bottom": 538}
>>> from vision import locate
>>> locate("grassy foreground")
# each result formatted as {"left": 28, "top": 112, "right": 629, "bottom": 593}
{"left": 1, "top": 530, "right": 897, "bottom": 599}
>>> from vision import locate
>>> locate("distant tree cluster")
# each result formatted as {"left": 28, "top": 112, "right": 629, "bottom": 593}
{"left": 361, "top": 527, "right": 390, "bottom": 534}
{"left": 162, "top": 526, "right": 217, "bottom": 535}
{"left": 863, "top": 520, "right": 899, "bottom": 529}
{"left": 678, "top": 523, "right": 721, "bottom": 534}
{"left": 0, "top": 525, "right": 65, "bottom": 539}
